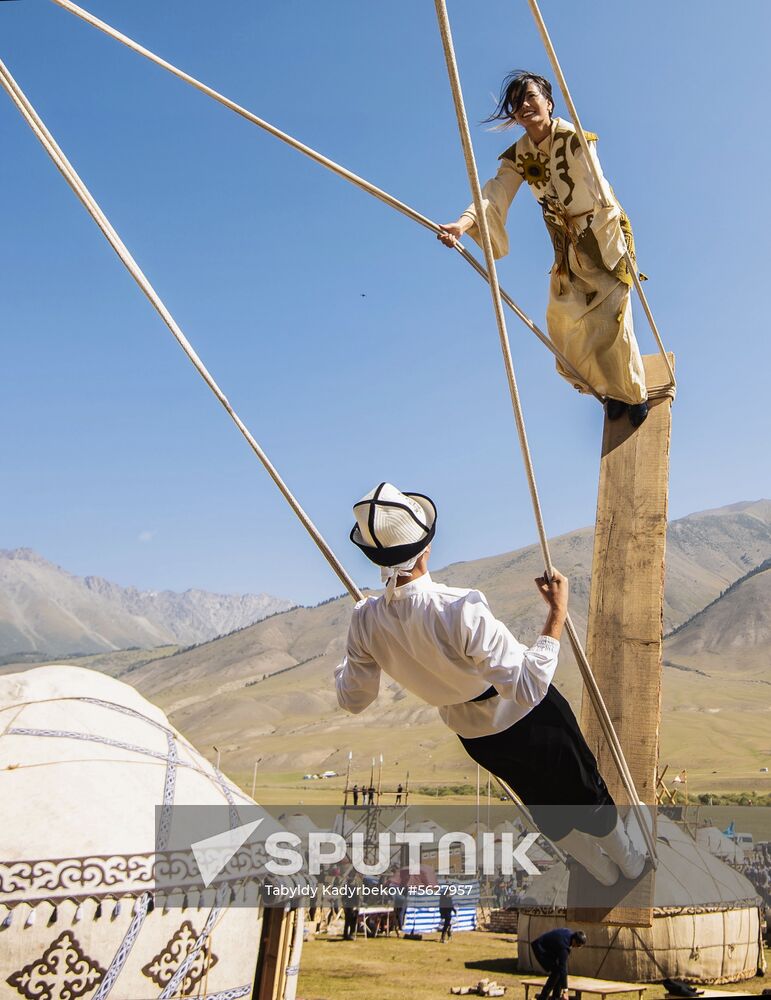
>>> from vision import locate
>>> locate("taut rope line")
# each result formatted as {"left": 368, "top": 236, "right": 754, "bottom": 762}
{"left": 4, "top": 10, "right": 655, "bottom": 859}
{"left": 433, "top": 0, "right": 657, "bottom": 864}
{"left": 0, "top": 57, "right": 363, "bottom": 605}
{"left": 494, "top": 777, "right": 567, "bottom": 864}
{"left": 526, "top": 0, "right": 676, "bottom": 392}
{"left": 48, "top": 0, "right": 602, "bottom": 402}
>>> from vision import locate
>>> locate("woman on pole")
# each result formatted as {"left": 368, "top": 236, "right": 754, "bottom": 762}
{"left": 439, "top": 71, "right": 649, "bottom": 427}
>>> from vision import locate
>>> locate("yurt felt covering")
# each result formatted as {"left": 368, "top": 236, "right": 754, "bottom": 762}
{"left": 0, "top": 666, "right": 276, "bottom": 1000}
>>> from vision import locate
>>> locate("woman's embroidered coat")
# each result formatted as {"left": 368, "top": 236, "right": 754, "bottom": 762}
{"left": 462, "top": 117, "right": 647, "bottom": 404}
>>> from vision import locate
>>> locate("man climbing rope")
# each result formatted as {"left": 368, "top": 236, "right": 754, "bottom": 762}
{"left": 438, "top": 71, "right": 649, "bottom": 427}
{"left": 335, "top": 483, "right": 647, "bottom": 885}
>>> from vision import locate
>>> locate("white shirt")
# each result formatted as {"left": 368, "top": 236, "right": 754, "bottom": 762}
{"left": 334, "top": 573, "right": 560, "bottom": 739}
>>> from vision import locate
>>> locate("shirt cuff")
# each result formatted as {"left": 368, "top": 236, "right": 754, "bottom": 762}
{"left": 533, "top": 635, "right": 560, "bottom": 654}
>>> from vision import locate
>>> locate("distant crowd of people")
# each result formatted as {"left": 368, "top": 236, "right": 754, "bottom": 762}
{"left": 739, "top": 843, "right": 771, "bottom": 907}
{"left": 348, "top": 782, "right": 405, "bottom": 806}
{"left": 306, "top": 864, "right": 470, "bottom": 944}
{"left": 486, "top": 873, "right": 528, "bottom": 909}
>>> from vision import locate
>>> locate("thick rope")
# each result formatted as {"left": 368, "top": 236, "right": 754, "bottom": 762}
{"left": 0, "top": 57, "right": 363, "bottom": 605}
{"left": 48, "top": 0, "right": 602, "bottom": 403}
{"left": 456, "top": 246, "right": 601, "bottom": 401}
{"left": 5, "top": 15, "right": 653, "bottom": 861}
{"left": 433, "top": 0, "right": 657, "bottom": 865}
{"left": 493, "top": 777, "right": 567, "bottom": 864}
{"left": 526, "top": 0, "right": 677, "bottom": 393}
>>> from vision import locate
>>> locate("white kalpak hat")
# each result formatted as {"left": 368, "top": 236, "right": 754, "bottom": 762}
{"left": 350, "top": 482, "right": 436, "bottom": 568}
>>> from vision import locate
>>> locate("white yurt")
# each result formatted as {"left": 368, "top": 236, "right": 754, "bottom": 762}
{"left": 0, "top": 666, "right": 303, "bottom": 1000}
{"left": 517, "top": 817, "right": 766, "bottom": 986}
{"left": 492, "top": 819, "right": 524, "bottom": 839}
{"left": 277, "top": 814, "right": 320, "bottom": 839}
{"left": 696, "top": 826, "right": 745, "bottom": 865}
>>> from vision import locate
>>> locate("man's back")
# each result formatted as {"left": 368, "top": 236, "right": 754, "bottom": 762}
{"left": 335, "top": 572, "right": 559, "bottom": 738}
{"left": 534, "top": 928, "right": 573, "bottom": 957}
{"left": 351, "top": 575, "right": 499, "bottom": 705}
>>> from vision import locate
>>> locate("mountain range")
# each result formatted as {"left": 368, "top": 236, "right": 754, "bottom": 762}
{"left": 0, "top": 548, "right": 293, "bottom": 656}
{"left": 4, "top": 499, "right": 768, "bottom": 793}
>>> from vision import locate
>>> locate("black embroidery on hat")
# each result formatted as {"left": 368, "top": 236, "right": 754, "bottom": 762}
{"left": 368, "top": 483, "right": 387, "bottom": 547}
{"left": 364, "top": 499, "right": 429, "bottom": 533}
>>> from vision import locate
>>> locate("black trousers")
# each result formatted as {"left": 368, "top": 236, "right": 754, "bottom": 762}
{"left": 532, "top": 940, "right": 564, "bottom": 999}
{"left": 343, "top": 907, "right": 358, "bottom": 939}
{"left": 459, "top": 686, "right": 616, "bottom": 841}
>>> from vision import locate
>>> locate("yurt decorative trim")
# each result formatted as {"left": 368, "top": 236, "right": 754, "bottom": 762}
{"left": 519, "top": 898, "right": 760, "bottom": 917}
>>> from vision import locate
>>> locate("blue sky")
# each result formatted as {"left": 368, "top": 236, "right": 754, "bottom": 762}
{"left": 1, "top": 0, "right": 769, "bottom": 605}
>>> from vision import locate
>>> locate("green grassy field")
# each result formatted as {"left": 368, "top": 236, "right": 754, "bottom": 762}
{"left": 297, "top": 930, "right": 771, "bottom": 999}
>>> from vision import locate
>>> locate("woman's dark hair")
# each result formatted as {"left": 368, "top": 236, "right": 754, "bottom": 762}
{"left": 483, "top": 70, "right": 554, "bottom": 127}
{"left": 571, "top": 931, "right": 588, "bottom": 947}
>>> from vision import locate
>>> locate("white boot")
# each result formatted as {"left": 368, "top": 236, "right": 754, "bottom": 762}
{"left": 624, "top": 805, "right": 653, "bottom": 859}
{"left": 597, "top": 815, "right": 647, "bottom": 880}
{"left": 553, "top": 828, "right": 620, "bottom": 886}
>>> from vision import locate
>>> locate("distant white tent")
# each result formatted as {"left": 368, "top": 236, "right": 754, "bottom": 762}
{"left": 408, "top": 818, "right": 449, "bottom": 840}
{"left": 462, "top": 821, "right": 491, "bottom": 836}
{"left": 493, "top": 819, "right": 525, "bottom": 838}
{"left": 696, "top": 826, "right": 745, "bottom": 864}
{"left": 279, "top": 812, "right": 321, "bottom": 838}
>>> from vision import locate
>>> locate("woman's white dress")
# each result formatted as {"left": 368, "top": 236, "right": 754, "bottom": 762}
{"left": 461, "top": 117, "right": 647, "bottom": 404}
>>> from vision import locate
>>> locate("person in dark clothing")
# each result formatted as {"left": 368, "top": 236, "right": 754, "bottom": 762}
{"left": 367, "top": 784, "right": 375, "bottom": 805}
{"left": 342, "top": 904, "right": 359, "bottom": 940}
{"left": 342, "top": 875, "right": 361, "bottom": 940}
{"left": 531, "top": 928, "right": 586, "bottom": 1000}
{"left": 439, "top": 898, "right": 457, "bottom": 943}
{"left": 352, "top": 784, "right": 359, "bottom": 806}
{"left": 395, "top": 782, "right": 403, "bottom": 805}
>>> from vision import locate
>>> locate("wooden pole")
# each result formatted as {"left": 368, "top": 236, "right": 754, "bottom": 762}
{"left": 251, "top": 758, "right": 261, "bottom": 800}
{"left": 343, "top": 751, "right": 353, "bottom": 809}
{"left": 569, "top": 353, "right": 674, "bottom": 926}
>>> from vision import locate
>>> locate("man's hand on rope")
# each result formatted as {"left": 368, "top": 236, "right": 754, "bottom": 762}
{"left": 536, "top": 569, "right": 569, "bottom": 612}
{"left": 535, "top": 570, "right": 569, "bottom": 641}
{"left": 437, "top": 218, "right": 472, "bottom": 247}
